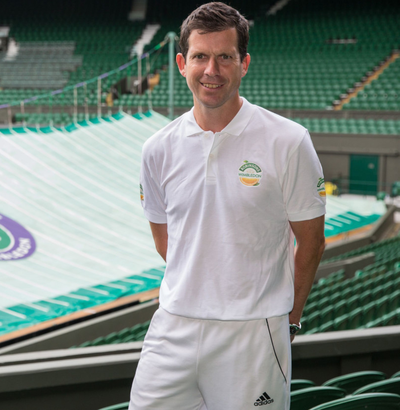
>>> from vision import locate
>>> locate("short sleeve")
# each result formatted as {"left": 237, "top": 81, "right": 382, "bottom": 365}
{"left": 140, "top": 148, "right": 168, "bottom": 224}
{"left": 283, "top": 130, "right": 326, "bottom": 222}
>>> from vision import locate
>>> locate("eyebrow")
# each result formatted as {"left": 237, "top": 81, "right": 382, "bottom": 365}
{"left": 189, "top": 50, "right": 236, "bottom": 56}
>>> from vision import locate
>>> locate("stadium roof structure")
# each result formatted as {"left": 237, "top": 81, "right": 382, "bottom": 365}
{"left": 0, "top": 111, "right": 169, "bottom": 337}
{"left": 0, "top": 111, "right": 388, "bottom": 337}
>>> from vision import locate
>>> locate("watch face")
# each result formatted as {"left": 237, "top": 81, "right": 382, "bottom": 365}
{"left": 290, "top": 325, "right": 300, "bottom": 335}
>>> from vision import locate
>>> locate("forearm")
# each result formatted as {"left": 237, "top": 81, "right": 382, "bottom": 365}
{"left": 289, "top": 216, "right": 326, "bottom": 327}
{"left": 289, "top": 240, "right": 325, "bottom": 325}
{"left": 149, "top": 222, "right": 168, "bottom": 262}
{"left": 156, "top": 243, "right": 167, "bottom": 262}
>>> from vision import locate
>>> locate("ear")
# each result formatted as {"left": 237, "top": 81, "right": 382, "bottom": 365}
{"left": 241, "top": 53, "right": 251, "bottom": 78}
{"left": 176, "top": 53, "right": 186, "bottom": 77}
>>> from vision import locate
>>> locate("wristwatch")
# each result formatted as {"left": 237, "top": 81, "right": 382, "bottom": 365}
{"left": 289, "top": 322, "right": 301, "bottom": 335}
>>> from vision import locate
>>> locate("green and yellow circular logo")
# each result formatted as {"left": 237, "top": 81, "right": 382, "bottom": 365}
{"left": 238, "top": 160, "right": 262, "bottom": 187}
{"left": 317, "top": 177, "right": 326, "bottom": 197}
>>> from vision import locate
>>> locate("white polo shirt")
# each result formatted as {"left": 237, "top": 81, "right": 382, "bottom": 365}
{"left": 140, "top": 98, "right": 326, "bottom": 320}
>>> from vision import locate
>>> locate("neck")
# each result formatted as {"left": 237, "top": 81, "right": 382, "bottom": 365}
{"left": 193, "top": 94, "right": 243, "bottom": 133}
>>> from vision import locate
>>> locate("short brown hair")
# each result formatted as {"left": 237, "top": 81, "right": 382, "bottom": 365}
{"left": 179, "top": 2, "right": 249, "bottom": 61}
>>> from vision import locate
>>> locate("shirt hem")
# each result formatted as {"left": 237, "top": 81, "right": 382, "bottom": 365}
{"left": 143, "top": 209, "right": 167, "bottom": 224}
{"left": 288, "top": 205, "right": 326, "bottom": 222}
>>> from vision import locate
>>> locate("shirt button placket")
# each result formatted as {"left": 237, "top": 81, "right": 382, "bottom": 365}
{"left": 205, "top": 132, "right": 217, "bottom": 184}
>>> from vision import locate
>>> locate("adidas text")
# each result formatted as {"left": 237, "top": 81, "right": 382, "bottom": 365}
{"left": 254, "top": 392, "right": 274, "bottom": 406}
{"left": 254, "top": 398, "right": 274, "bottom": 406}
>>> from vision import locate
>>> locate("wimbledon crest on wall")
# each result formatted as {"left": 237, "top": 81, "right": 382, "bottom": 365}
{"left": 0, "top": 214, "right": 36, "bottom": 261}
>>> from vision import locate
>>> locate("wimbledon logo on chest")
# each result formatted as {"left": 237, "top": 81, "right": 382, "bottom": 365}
{"left": 0, "top": 214, "right": 36, "bottom": 261}
{"left": 238, "top": 160, "right": 262, "bottom": 187}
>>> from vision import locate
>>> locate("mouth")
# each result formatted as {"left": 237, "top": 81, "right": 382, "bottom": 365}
{"left": 201, "top": 83, "right": 223, "bottom": 89}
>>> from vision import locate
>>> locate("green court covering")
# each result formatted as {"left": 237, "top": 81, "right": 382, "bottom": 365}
{"left": 0, "top": 111, "right": 169, "bottom": 336}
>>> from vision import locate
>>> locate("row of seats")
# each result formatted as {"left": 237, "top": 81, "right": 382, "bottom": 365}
{"left": 290, "top": 370, "right": 400, "bottom": 410}
{"left": 344, "top": 57, "right": 400, "bottom": 110}
{"left": 71, "top": 320, "right": 151, "bottom": 348}
{"left": 301, "top": 236, "right": 400, "bottom": 334}
{"left": 6, "top": 88, "right": 400, "bottom": 132}
{"left": 292, "top": 118, "right": 400, "bottom": 135}
{"left": 323, "top": 237, "right": 400, "bottom": 264}
{"left": 97, "top": 370, "right": 400, "bottom": 410}
{"left": 14, "top": 112, "right": 99, "bottom": 126}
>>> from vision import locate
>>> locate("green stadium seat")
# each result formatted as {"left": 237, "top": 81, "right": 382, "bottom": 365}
{"left": 308, "top": 393, "right": 400, "bottom": 409}
{"left": 353, "top": 378, "right": 400, "bottom": 395}
{"left": 388, "top": 291, "right": 400, "bottom": 312}
{"left": 291, "top": 379, "right": 316, "bottom": 392}
{"left": 347, "top": 307, "right": 364, "bottom": 329}
{"left": 98, "top": 402, "right": 129, "bottom": 410}
{"left": 362, "top": 301, "right": 377, "bottom": 326}
{"left": 318, "top": 297, "right": 332, "bottom": 312}
{"left": 320, "top": 306, "right": 335, "bottom": 324}
{"left": 392, "top": 371, "right": 400, "bottom": 379}
{"left": 382, "top": 309, "right": 400, "bottom": 326}
{"left": 319, "top": 320, "right": 335, "bottom": 333}
{"left": 333, "top": 300, "right": 347, "bottom": 318}
{"left": 290, "top": 387, "right": 346, "bottom": 410}
{"left": 334, "top": 315, "right": 349, "bottom": 331}
{"left": 322, "top": 371, "right": 386, "bottom": 394}
{"left": 304, "top": 311, "right": 321, "bottom": 334}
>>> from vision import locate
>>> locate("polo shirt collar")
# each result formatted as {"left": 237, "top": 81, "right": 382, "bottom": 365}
{"left": 181, "top": 97, "right": 254, "bottom": 138}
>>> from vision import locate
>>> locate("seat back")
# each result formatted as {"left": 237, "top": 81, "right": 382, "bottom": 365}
{"left": 322, "top": 371, "right": 386, "bottom": 394}
{"left": 98, "top": 402, "right": 129, "bottom": 410}
{"left": 290, "top": 386, "right": 346, "bottom": 410}
{"left": 353, "top": 378, "right": 400, "bottom": 395}
{"left": 291, "top": 379, "right": 316, "bottom": 392}
{"left": 309, "top": 393, "right": 400, "bottom": 409}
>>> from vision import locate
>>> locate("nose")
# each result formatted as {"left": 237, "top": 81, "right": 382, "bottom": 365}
{"left": 204, "top": 57, "right": 219, "bottom": 77}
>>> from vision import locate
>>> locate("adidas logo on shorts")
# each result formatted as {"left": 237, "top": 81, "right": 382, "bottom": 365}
{"left": 254, "top": 392, "right": 274, "bottom": 406}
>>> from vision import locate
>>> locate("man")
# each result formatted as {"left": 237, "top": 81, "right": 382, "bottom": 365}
{"left": 130, "top": 2, "right": 325, "bottom": 409}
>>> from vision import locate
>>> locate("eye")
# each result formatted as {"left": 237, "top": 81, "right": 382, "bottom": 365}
{"left": 195, "top": 54, "right": 205, "bottom": 59}
{"left": 221, "top": 54, "right": 231, "bottom": 60}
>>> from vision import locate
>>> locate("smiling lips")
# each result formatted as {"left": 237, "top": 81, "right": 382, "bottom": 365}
{"left": 201, "top": 83, "right": 223, "bottom": 89}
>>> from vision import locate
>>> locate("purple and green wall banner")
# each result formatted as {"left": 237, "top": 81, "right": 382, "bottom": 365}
{"left": 0, "top": 214, "right": 36, "bottom": 261}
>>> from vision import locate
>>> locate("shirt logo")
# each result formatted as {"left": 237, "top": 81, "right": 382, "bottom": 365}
{"left": 254, "top": 391, "right": 274, "bottom": 406}
{"left": 317, "top": 177, "right": 326, "bottom": 197}
{"left": 140, "top": 184, "right": 144, "bottom": 201}
{"left": 238, "top": 160, "right": 262, "bottom": 187}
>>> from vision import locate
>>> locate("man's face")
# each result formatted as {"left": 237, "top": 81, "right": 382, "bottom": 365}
{"left": 177, "top": 28, "right": 250, "bottom": 111}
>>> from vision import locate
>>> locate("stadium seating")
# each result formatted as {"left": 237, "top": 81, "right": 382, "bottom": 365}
{"left": 322, "top": 371, "right": 386, "bottom": 394}
{"left": 290, "top": 387, "right": 346, "bottom": 410}
{"left": 143, "top": 0, "right": 400, "bottom": 110}
{"left": 98, "top": 372, "right": 400, "bottom": 410}
{"left": 292, "top": 118, "right": 400, "bottom": 135}
{"left": 72, "top": 320, "right": 151, "bottom": 348}
{"left": 309, "top": 393, "right": 400, "bottom": 409}
{"left": 98, "top": 403, "right": 129, "bottom": 410}
{"left": 1, "top": 0, "right": 399, "bottom": 118}
{"left": 344, "top": 57, "right": 400, "bottom": 111}
{"left": 291, "top": 379, "right": 317, "bottom": 392}
{"left": 0, "top": 0, "right": 144, "bottom": 111}
{"left": 353, "top": 378, "right": 400, "bottom": 395}
{"left": 301, "top": 236, "right": 400, "bottom": 335}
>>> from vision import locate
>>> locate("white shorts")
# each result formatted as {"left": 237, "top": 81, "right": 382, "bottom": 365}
{"left": 129, "top": 307, "right": 291, "bottom": 410}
